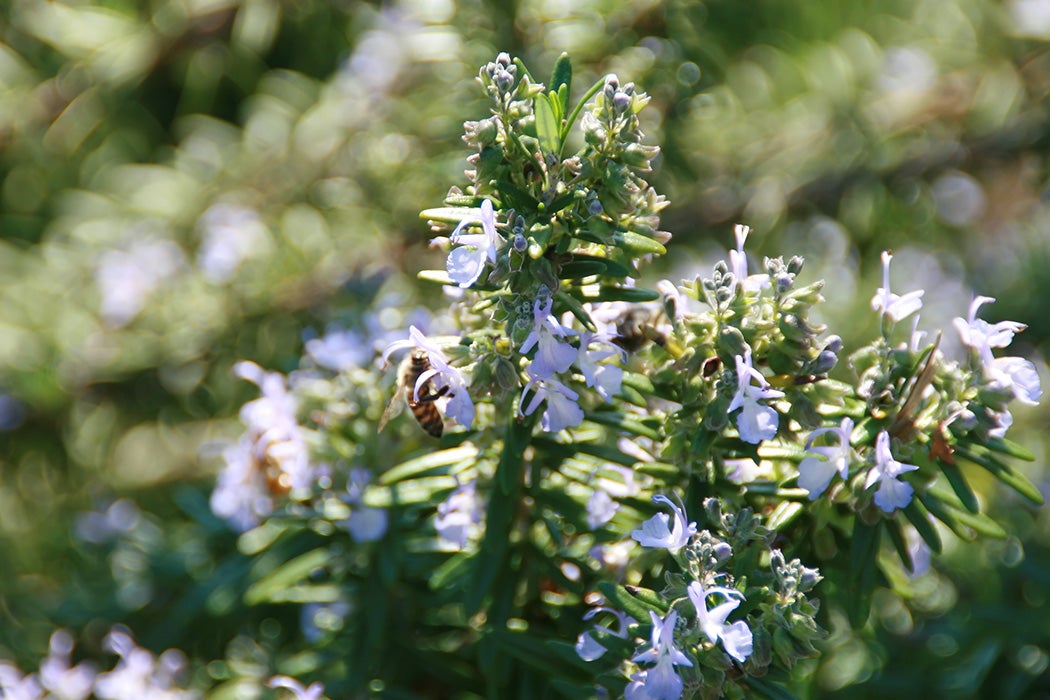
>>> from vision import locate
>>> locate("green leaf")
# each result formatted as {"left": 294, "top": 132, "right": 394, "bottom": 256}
{"left": 902, "top": 499, "right": 942, "bottom": 553}
{"left": 885, "top": 518, "right": 913, "bottom": 573}
{"left": 554, "top": 290, "right": 597, "bottom": 332}
{"left": 938, "top": 460, "right": 980, "bottom": 513}
{"left": 558, "top": 260, "right": 607, "bottom": 279}
{"left": 613, "top": 229, "right": 666, "bottom": 255}
{"left": 954, "top": 444, "right": 1044, "bottom": 505}
{"left": 577, "top": 286, "right": 660, "bottom": 303}
{"left": 597, "top": 581, "right": 666, "bottom": 622}
{"left": 563, "top": 253, "right": 633, "bottom": 278}
{"left": 918, "top": 492, "right": 974, "bottom": 541}
{"left": 927, "top": 485, "right": 1007, "bottom": 538}
{"left": 237, "top": 520, "right": 292, "bottom": 555}
{"left": 549, "top": 53, "right": 572, "bottom": 112}
{"left": 417, "top": 269, "right": 499, "bottom": 292}
{"left": 244, "top": 548, "right": 330, "bottom": 605}
{"left": 766, "top": 501, "right": 804, "bottom": 532}
{"left": 419, "top": 206, "right": 480, "bottom": 224}
{"left": 535, "top": 93, "right": 561, "bottom": 158}
{"left": 985, "top": 437, "right": 1035, "bottom": 461}
{"left": 742, "top": 676, "right": 800, "bottom": 700}
{"left": 847, "top": 518, "right": 881, "bottom": 628}
{"left": 584, "top": 410, "right": 661, "bottom": 440}
{"left": 379, "top": 444, "right": 479, "bottom": 484}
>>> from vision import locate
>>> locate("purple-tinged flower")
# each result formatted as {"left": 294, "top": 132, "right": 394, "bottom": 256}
{"left": 798, "top": 417, "right": 855, "bottom": 499}
{"left": 728, "top": 349, "right": 784, "bottom": 444}
{"left": 953, "top": 296, "right": 1026, "bottom": 357}
{"left": 631, "top": 495, "right": 697, "bottom": 551}
{"left": 382, "top": 326, "right": 475, "bottom": 429}
{"left": 305, "top": 326, "right": 371, "bottom": 371}
{"left": 865, "top": 430, "right": 919, "bottom": 512}
{"left": 988, "top": 356, "right": 1042, "bottom": 405}
{"left": 196, "top": 202, "right": 270, "bottom": 284}
{"left": 94, "top": 629, "right": 197, "bottom": 699}
{"left": 519, "top": 373, "right": 585, "bottom": 433}
{"left": 687, "top": 582, "right": 754, "bottom": 663}
{"left": 267, "top": 675, "right": 326, "bottom": 700}
{"left": 447, "top": 199, "right": 502, "bottom": 288}
{"left": 629, "top": 610, "right": 693, "bottom": 700}
{"left": 728, "top": 224, "right": 770, "bottom": 293}
{"left": 520, "top": 296, "right": 577, "bottom": 379}
{"left": 871, "top": 251, "right": 923, "bottom": 322}
{"left": 435, "top": 480, "right": 483, "bottom": 548}
{"left": 575, "top": 607, "right": 634, "bottom": 661}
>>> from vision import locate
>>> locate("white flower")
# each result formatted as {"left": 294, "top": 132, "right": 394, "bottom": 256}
{"left": 446, "top": 199, "right": 502, "bottom": 287}
{"left": 629, "top": 610, "right": 693, "bottom": 700}
{"left": 870, "top": 250, "right": 923, "bottom": 322}
{"left": 520, "top": 296, "right": 577, "bottom": 379}
{"left": 95, "top": 238, "right": 185, "bottom": 327}
{"left": 94, "top": 629, "right": 197, "bottom": 700}
{"left": 728, "top": 349, "right": 784, "bottom": 444}
{"left": 39, "top": 630, "right": 96, "bottom": 700}
{"left": 575, "top": 607, "right": 634, "bottom": 661}
{"left": 954, "top": 296, "right": 1041, "bottom": 406}
{"left": 687, "top": 582, "right": 754, "bottom": 663}
{"left": 728, "top": 224, "right": 770, "bottom": 293}
{"left": 988, "top": 356, "right": 1042, "bottom": 405}
{"left": 797, "top": 417, "right": 855, "bottom": 499}
{"left": 631, "top": 495, "right": 697, "bottom": 551}
{"left": 435, "top": 480, "right": 483, "bottom": 548}
{"left": 210, "top": 362, "right": 312, "bottom": 531}
{"left": 0, "top": 661, "right": 42, "bottom": 700}
{"left": 267, "top": 675, "right": 326, "bottom": 700}
{"left": 865, "top": 430, "right": 920, "bottom": 512}
{"left": 576, "top": 331, "right": 624, "bottom": 401}
{"left": 519, "top": 373, "right": 584, "bottom": 433}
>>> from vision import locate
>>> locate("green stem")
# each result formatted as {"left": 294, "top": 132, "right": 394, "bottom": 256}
{"left": 560, "top": 75, "right": 606, "bottom": 143}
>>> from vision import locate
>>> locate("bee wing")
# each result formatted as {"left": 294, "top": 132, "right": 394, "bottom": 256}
{"left": 377, "top": 389, "right": 404, "bottom": 433}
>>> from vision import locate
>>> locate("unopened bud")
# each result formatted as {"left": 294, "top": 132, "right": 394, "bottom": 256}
{"left": 612, "top": 92, "right": 631, "bottom": 114}
{"left": 823, "top": 335, "right": 843, "bottom": 354}
{"left": 812, "top": 350, "right": 838, "bottom": 374}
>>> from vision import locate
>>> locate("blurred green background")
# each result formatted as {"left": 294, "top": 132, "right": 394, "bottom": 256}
{"left": 1, "top": 0, "right": 1048, "bottom": 696}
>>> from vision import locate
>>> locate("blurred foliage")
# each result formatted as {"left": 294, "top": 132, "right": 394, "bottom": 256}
{"left": 0, "top": 0, "right": 1048, "bottom": 697}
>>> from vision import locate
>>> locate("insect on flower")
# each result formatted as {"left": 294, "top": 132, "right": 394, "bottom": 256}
{"left": 378, "top": 350, "right": 450, "bottom": 438}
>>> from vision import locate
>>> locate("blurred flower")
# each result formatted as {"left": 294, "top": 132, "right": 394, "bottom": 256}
{"left": 95, "top": 238, "right": 184, "bottom": 327}
{"left": 210, "top": 362, "right": 312, "bottom": 531}
{"left": 94, "top": 629, "right": 197, "bottom": 700}
{"left": 521, "top": 296, "right": 577, "bottom": 379}
{"left": 628, "top": 610, "right": 692, "bottom": 700}
{"left": 728, "top": 349, "right": 784, "bottom": 444}
{"left": 798, "top": 417, "right": 855, "bottom": 499}
{"left": 871, "top": 251, "right": 923, "bottom": 323}
{"left": 74, "top": 499, "right": 141, "bottom": 544}
{"left": 301, "top": 599, "right": 352, "bottom": 643}
{"left": 575, "top": 607, "right": 634, "bottom": 661}
{"left": 196, "top": 203, "right": 270, "bottom": 284}
{"left": 932, "top": 171, "right": 986, "bottom": 227}
{"left": 687, "top": 582, "right": 754, "bottom": 663}
{"left": 0, "top": 661, "right": 42, "bottom": 700}
{"left": 341, "top": 468, "right": 388, "bottom": 542}
{"left": 519, "top": 373, "right": 584, "bottom": 433}
{"left": 586, "top": 488, "right": 619, "bottom": 530}
{"left": 447, "top": 199, "right": 501, "bottom": 288}
{"left": 0, "top": 393, "right": 26, "bottom": 431}
{"left": 865, "top": 431, "right": 919, "bottom": 512}
{"left": 632, "top": 495, "right": 697, "bottom": 552}
{"left": 435, "top": 480, "right": 483, "bottom": 549}
{"left": 304, "top": 326, "right": 371, "bottom": 371}
{"left": 39, "top": 630, "right": 95, "bottom": 700}
{"left": 576, "top": 331, "right": 624, "bottom": 401}
{"left": 267, "top": 675, "right": 326, "bottom": 700}
{"left": 877, "top": 46, "right": 937, "bottom": 94}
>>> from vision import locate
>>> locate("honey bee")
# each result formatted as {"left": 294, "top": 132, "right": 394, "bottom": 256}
{"left": 613, "top": 308, "right": 669, "bottom": 353}
{"left": 378, "top": 350, "right": 448, "bottom": 438}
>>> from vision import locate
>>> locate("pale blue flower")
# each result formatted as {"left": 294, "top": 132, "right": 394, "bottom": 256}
{"left": 39, "top": 630, "right": 96, "bottom": 700}
{"left": 630, "top": 610, "right": 693, "bottom": 700}
{"left": 728, "top": 349, "right": 784, "bottom": 444}
{"left": 798, "top": 417, "right": 855, "bottom": 499}
{"left": 576, "top": 331, "right": 624, "bottom": 401}
{"left": 687, "top": 581, "right": 754, "bottom": 663}
{"left": 447, "top": 199, "right": 501, "bottom": 288}
{"left": 865, "top": 430, "right": 919, "bottom": 512}
{"left": 575, "top": 607, "right": 633, "bottom": 661}
{"left": 519, "top": 373, "right": 584, "bottom": 433}
{"left": 631, "top": 495, "right": 697, "bottom": 551}
{"left": 871, "top": 251, "right": 923, "bottom": 322}
{"left": 520, "top": 296, "right": 577, "bottom": 379}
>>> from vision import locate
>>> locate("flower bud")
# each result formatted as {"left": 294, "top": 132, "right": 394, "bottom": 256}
{"left": 812, "top": 349, "right": 838, "bottom": 374}
{"left": 587, "top": 197, "right": 603, "bottom": 216}
{"left": 612, "top": 91, "right": 631, "bottom": 114}
{"left": 823, "top": 335, "right": 843, "bottom": 354}
{"left": 787, "top": 255, "right": 805, "bottom": 275}
{"left": 513, "top": 233, "right": 528, "bottom": 252}
{"left": 712, "top": 541, "right": 733, "bottom": 566}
